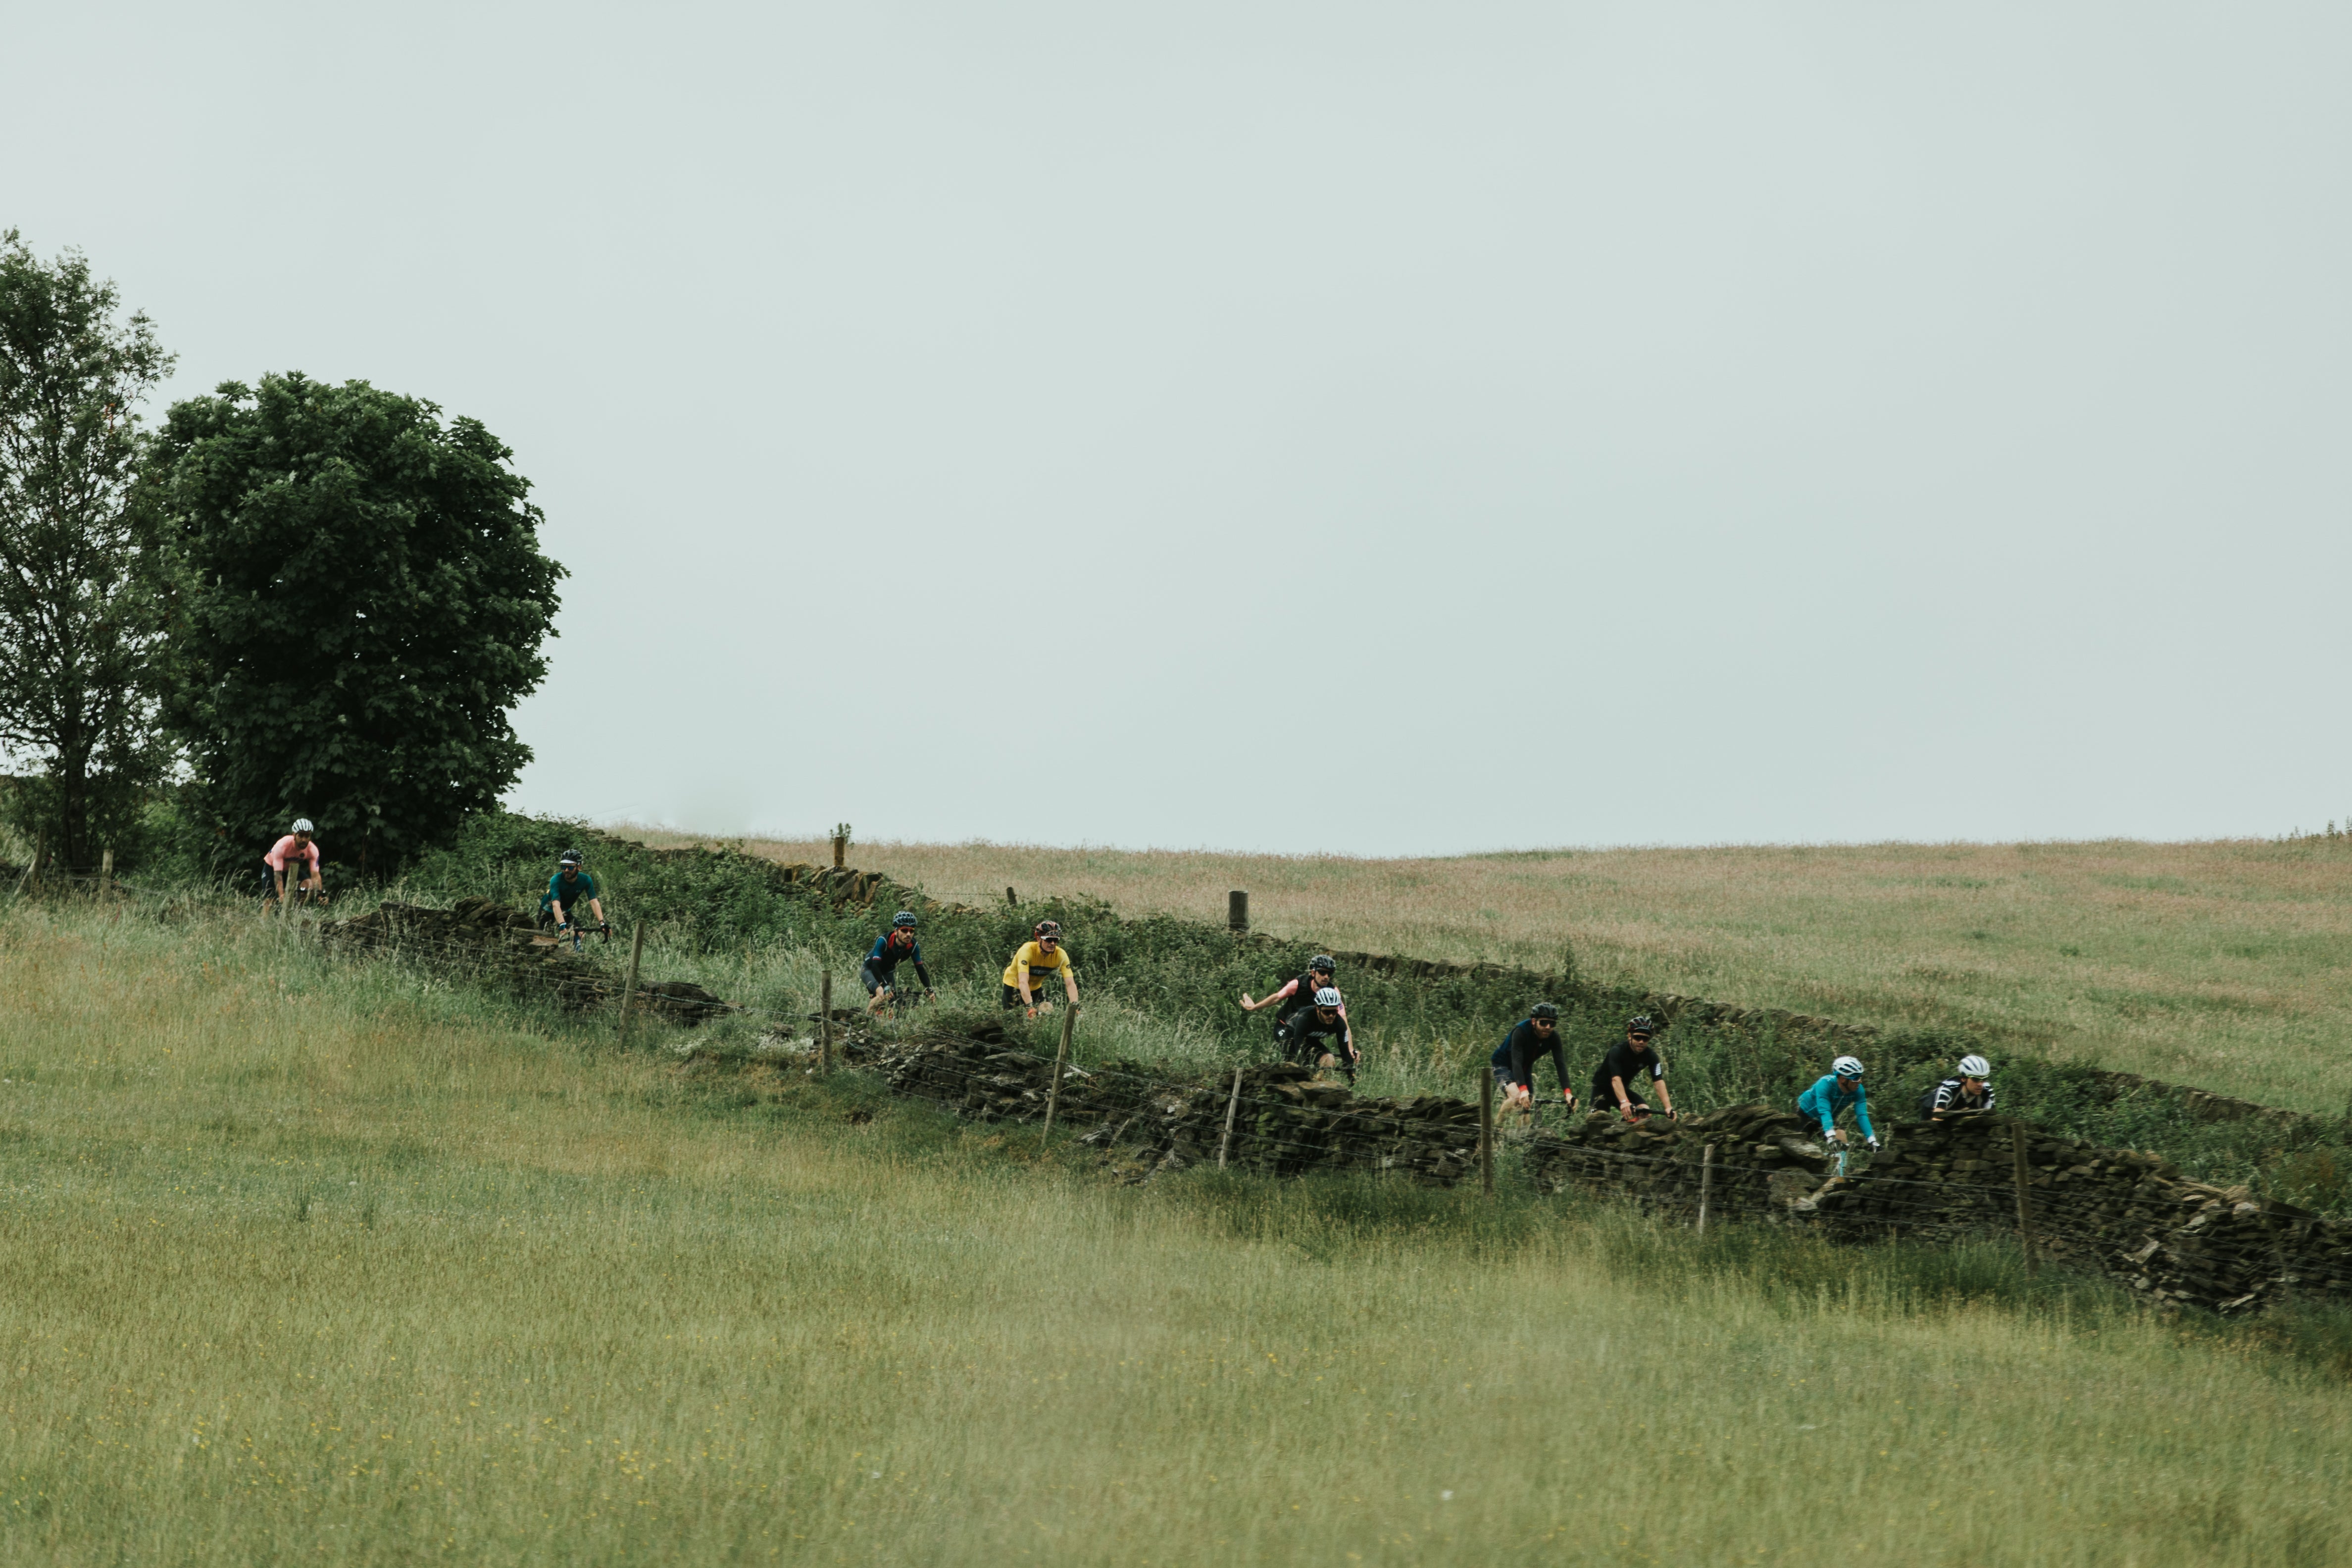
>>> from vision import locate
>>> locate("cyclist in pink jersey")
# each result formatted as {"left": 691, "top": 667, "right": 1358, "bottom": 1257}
{"left": 263, "top": 819, "right": 325, "bottom": 905}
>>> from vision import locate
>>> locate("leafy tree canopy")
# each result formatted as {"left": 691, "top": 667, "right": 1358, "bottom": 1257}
{"left": 157, "top": 373, "right": 565, "bottom": 873}
{"left": 0, "top": 230, "right": 176, "bottom": 870}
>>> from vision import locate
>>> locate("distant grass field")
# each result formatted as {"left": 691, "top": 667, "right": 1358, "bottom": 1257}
{"left": 8, "top": 897, "right": 2352, "bottom": 1564}
{"left": 669, "top": 833, "right": 2352, "bottom": 1116}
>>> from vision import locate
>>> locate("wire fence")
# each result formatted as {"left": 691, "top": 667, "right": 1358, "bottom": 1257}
{"left": 40, "top": 885, "right": 2352, "bottom": 1311}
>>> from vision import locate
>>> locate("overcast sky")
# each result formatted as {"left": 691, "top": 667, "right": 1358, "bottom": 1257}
{"left": 10, "top": 1, "right": 2349, "bottom": 855}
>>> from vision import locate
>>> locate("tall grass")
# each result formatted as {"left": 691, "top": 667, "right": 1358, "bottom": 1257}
{"left": 4, "top": 900, "right": 2352, "bottom": 1565}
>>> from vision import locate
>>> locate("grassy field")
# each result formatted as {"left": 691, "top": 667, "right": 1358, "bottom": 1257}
{"left": 6, "top": 897, "right": 2352, "bottom": 1565}
{"left": 667, "top": 833, "right": 2352, "bottom": 1116}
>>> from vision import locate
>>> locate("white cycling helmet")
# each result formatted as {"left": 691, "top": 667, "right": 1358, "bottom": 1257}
{"left": 1831, "top": 1055, "right": 1864, "bottom": 1078}
{"left": 291, "top": 817, "right": 314, "bottom": 833}
{"left": 1313, "top": 987, "right": 1342, "bottom": 1008}
{"left": 1957, "top": 1054, "right": 1991, "bottom": 1078}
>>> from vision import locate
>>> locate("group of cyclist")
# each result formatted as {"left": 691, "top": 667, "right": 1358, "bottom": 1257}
{"left": 266, "top": 827, "right": 2008, "bottom": 1143}
{"left": 861, "top": 913, "right": 1080, "bottom": 1020}
{"left": 1482, "top": 1000, "right": 1999, "bottom": 1143}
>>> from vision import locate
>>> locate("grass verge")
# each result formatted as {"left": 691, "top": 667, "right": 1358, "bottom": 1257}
{"left": 3, "top": 900, "right": 2352, "bottom": 1564}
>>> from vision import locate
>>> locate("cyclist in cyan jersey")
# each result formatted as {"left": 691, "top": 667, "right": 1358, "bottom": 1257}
{"left": 1002, "top": 920, "right": 1079, "bottom": 1018}
{"left": 1492, "top": 1003, "right": 1574, "bottom": 1115}
{"left": 862, "top": 911, "right": 935, "bottom": 1013}
{"left": 1927, "top": 1054, "right": 1996, "bottom": 1118}
{"left": 1273, "top": 987, "right": 1359, "bottom": 1081}
{"left": 262, "top": 818, "right": 324, "bottom": 906}
{"left": 539, "top": 851, "right": 607, "bottom": 935}
{"left": 1799, "top": 1056, "right": 1878, "bottom": 1152}
{"left": 1241, "top": 955, "right": 1342, "bottom": 1034}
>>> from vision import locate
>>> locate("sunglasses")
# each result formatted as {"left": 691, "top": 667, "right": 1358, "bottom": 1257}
{"left": 1533, "top": 1019, "right": 1556, "bottom": 1028}
{"left": 1315, "top": 1006, "right": 1337, "bottom": 1016}
{"left": 1038, "top": 936, "right": 1059, "bottom": 946}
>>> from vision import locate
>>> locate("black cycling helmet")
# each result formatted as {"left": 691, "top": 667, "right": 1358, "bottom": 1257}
{"left": 892, "top": 910, "right": 918, "bottom": 929}
{"left": 1530, "top": 1002, "right": 1560, "bottom": 1021}
{"left": 1626, "top": 1013, "right": 1658, "bottom": 1037}
{"left": 1308, "top": 954, "right": 1336, "bottom": 974}
{"left": 558, "top": 850, "right": 583, "bottom": 868}
{"left": 1034, "top": 919, "right": 1062, "bottom": 940}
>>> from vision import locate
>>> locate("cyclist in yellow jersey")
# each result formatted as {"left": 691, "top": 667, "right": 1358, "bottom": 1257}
{"left": 1001, "top": 919, "right": 1079, "bottom": 1018}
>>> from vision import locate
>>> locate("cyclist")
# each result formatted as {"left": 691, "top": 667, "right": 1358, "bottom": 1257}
{"left": 1491, "top": 1003, "right": 1575, "bottom": 1117}
{"left": 1002, "top": 920, "right": 1079, "bottom": 1018}
{"left": 1274, "top": 987, "right": 1359, "bottom": 1081}
{"left": 1590, "top": 1014, "right": 1676, "bottom": 1122}
{"left": 1800, "top": 1056, "right": 1879, "bottom": 1154}
{"left": 262, "top": 818, "right": 325, "bottom": 907}
{"left": 1241, "top": 955, "right": 1343, "bottom": 1034}
{"left": 539, "top": 850, "right": 608, "bottom": 938}
{"left": 1927, "top": 1054, "right": 1997, "bottom": 1118}
{"left": 862, "top": 910, "right": 936, "bottom": 1013}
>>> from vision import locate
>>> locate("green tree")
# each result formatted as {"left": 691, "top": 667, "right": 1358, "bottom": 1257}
{"left": 0, "top": 231, "right": 177, "bottom": 871}
{"left": 157, "top": 373, "right": 564, "bottom": 875}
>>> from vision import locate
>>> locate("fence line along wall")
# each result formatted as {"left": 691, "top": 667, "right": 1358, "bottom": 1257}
{"left": 321, "top": 898, "right": 734, "bottom": 1024}
{"left": 851, "top": 1023, "right": 1485, "bottom": 1185}
{"left": 770, "top": 1025, "right": 2352, "bottom": 1316}
{"left": 1521, "top": 1109, "right": 2352, "bottom": 1315}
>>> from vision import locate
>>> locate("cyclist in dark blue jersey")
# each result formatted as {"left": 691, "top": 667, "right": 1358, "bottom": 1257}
{"left": 1491, "top": 1003, "right": 1575, "bottom": 1117}
{"left": 862, "top": 911, "right": 935, "bottom": 1013}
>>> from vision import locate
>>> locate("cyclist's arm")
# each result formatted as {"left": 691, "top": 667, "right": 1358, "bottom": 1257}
{"left": 1061, "top": 964, "right": 1079, "bottom": 1004}
{"left": 589, "top": 898, "right": 606, "bottom": 925}
{"left": 914, "top": 961, "right": 933, "bottom": 990}
{"left": 1016, "top": 962, "right": 1035, "bottom": 1006}
{"left": 1243, "top": 978, "right": 1300, "bottom": 1013}
{"left": 1852, "top": 1086, "right": 1874, "bottom": 1140}
{"left": 1652, "top": 1068, "right": 1674, "bottom": 1115}
{"left": 1546, "top": 1042, "right": 1572, "bottom": 1100}
{"left": 1609, "top": 1073, "right": 1632, "bottom": 1111}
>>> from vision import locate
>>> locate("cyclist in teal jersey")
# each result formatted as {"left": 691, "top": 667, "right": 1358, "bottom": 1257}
{"left": 539, "top": 850, "right": 608, "bottom": 935}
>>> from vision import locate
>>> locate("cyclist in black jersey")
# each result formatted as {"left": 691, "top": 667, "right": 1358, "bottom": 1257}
{"left": 1242, "top": 956, "right": 1339, "bottom": 1034}
{"left": 1927, "top": 1054, "right": 1997, "bottom": 1118}
{"left": 1491, "top": 1004, "right": 1574, "bottom": 1117}
{"left": 1273, "top": 987, "right": 1359, "bottom": 1082}
{"left": 1590, "top": 1014, "right": 1675, "bottom": 1122}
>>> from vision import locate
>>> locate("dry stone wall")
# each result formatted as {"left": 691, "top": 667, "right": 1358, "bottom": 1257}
{"left": 854, "top": 1027, "right": 1483, "bottom": 1184}
{"left": 321, "top": 898, "right": 733, "bottom": 1024}
{"left": 1522, "top": 1107, "right": 2352, "bottom": 1315}
{"left": 837, "top": 1029, "right": 2352, "bottom": 1314}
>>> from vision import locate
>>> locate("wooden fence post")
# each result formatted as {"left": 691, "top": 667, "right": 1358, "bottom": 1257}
{"left": 1218, "top": 1066, "right": 1244, "bottom": 1170}
{"left": 1479, "top": 1067, "right": 1495, "bottom": 1196}
{"left": 2011, "top": 1119, "right": 2038, "bottom": 1277}
{"left": 99, "top": 846, "right": 113, "bottom": 899}
{"left": 819, "top": 971, "right": 834, "bottom": 1074}
{"left": 831, "top": 828, "right": 847, "bottom": 870}
{"left": 1228, "top": 890, "right": 1248, "bottom": 932}
{"left": 1005, "top": 886, "right": 1017, "bottom": 907}
{"left": 1697, "top": 1143, "right": 1716, "bottom": 1235}
{"left": 618, "top": 921, "right": 647, "bottom": 1043}
{"left": 1041, "top": 1003, "right": 1080, "bottom": 1142}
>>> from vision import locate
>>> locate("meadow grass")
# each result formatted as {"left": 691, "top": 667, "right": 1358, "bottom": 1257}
{"left": 677, "top": 833, "right": 2352, "bottom": 1115}
{"left": 5, "top": 899, "right": 2352, "bottom": 1566}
